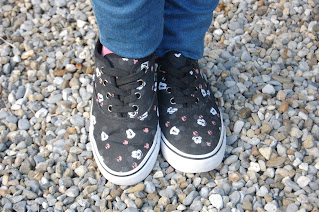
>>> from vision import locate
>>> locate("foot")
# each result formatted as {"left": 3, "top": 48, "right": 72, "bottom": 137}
{"left": 157, "top": 52, "right": 226, "bottom": 173}
{"left": 89, "top": 40, "right": 160, "bottom": 185}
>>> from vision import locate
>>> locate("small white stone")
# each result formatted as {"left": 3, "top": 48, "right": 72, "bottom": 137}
{"left": 299, "top": 163, "right": 308, "bottom": 171}
{"left": 265, "top": 202, "right": 277, "bottom": 212}
{"left": 297, "top": 176, "right": 311, "bottom": 188}
{"left": 74, "top": 165, "right": 88, "bottom": 177}
{"left": 248, "top": 162, "right": 260, "bottom": 172}
{"left": 256, "top": 186, "right": 268, "bottom": 197}
{"left": 209, "top": 194, "right": 223, "bottom": 209}
{"left": 233, "top": 120, "right": 244, "bottom": 134}
{"left": 259, "top": 147, "right": 272, "bottom": 160}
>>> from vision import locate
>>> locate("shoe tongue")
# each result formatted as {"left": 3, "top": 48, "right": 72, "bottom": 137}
{"left": 103, "top": 53, "right": 141, "bottom": 74}
{"left": 165, "top": 52, "right": 189, "bottom": 69}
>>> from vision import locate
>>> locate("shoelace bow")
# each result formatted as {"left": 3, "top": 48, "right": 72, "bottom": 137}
{"left": 100, "top": 66, "right": 146, "bottom": 114}
{"left": 162, "top": 61, "right": 200, "bottom": 105}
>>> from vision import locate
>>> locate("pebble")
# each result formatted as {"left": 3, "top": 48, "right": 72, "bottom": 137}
{"left": 297, "top": 176, "right": 311, "bottom": 188}
{"left": 262, "top": 84, "right": 275, "bottom": 95}
{"left": 18, "top": 119, "right": 30, "bottom": 130}
{"left": 65, "top": 187, "right": 79, "bottom": 197}
{"left": 233, "top": 120, "right": 244, "bottom": 134}
{"left": 127, "top": 184, "right": 144, "bottom": 193}
{"left": 209, "top": 194, "right": 223, "bottom": 209}
{"left": 265, "top": 202, "right": 277, "bottom": 212}
{"left": 74, "top": 165, "right": 88, "bottom": 177}
{"left": 182, "top": 191, "right": 198, "bottom": 206}
{"left": 259, "top": 147, "right": 272, "bottom": 160}
{"left": 266, "top": 157, "right": 286, "bottom": 167}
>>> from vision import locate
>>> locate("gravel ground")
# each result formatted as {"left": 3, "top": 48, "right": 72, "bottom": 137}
{"left": 0, "top": 0, "right": 319, "bottom": 211}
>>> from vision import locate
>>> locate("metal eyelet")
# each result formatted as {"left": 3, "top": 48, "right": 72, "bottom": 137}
{"left": 166, "top": 87, "right": 172, "bottom": 94}
{"left": 100, "top": 67, "right": 105, "bottom": 74}
{"left": 137, "top": 79, "right": 145, "bottom": 86}
{"left": 142, "top": 67, "right": 148, "bottom": 73}
{"left": 108, "top": 105, "right": 112, "bottom": 112}
{"left": 106, "top": 92, "right": 111, "bottom": 99}
{"left": 170, "top": 97, "right": 176, "bottom": 104}
{"left": 135, "top": 92, "right": 141, "bottom": 99}
{"left": 132, "top": 105, "right": 139, "bottom": 112}
{"left": 195, "top": 97, "right": 199, "bottom": 104}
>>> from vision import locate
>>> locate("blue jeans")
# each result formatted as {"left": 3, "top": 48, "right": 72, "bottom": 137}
{"left": 92, "top": 0, "right": 219, "bottom": 59}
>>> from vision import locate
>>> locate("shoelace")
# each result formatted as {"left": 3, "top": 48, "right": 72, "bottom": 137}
{"left": 99, "top": 66, "right": 146, "bottom": 115}
{"left": 161, "top": 61, "right": 200, "bottom": 105}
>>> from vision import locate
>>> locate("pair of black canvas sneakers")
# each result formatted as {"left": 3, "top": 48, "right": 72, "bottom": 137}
{"left": 89, "top": 40, "right": 226, "bottom": 185}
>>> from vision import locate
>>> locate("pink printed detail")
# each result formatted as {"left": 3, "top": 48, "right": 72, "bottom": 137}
{"left": 181, "top": 116, "right": 187, "bottom": 121}
{"left": 165, "top": 121, "right": 170, "bottom": 127}
{"left": 199, "top": 84, "right": 202, "bottom": 89}
{"left": 212, "top": 121, "right": 216, "bottom": 125}
{"left": 143, "top": 128, "right": 149, "bottom": 133}
{"left": 154, "top": 105, "right": 157, "bottom": 111}
{"left": 199, "top": 115, "right": 203, "bottom": 119}
{"left": 195, "top": 69, "right": 199, "bottom": 74}
{"left": 132, "top": 162, "right": 138, "bottom": 168}
{"left": 208, "top": 130, "right": 212, "bottom": 135}
{"left": 123, "top": 140, "right": 128, "bottom": 145}
{"left": 101, "top": 46, "right": 113, "bottom": 56}
{"left": 99, "top": 78, "right": 102, "bottom": 84}
{"left": 116, "top": 156, "right": 122, "bottom": 162}
{"left": 133, "top": 59, "right": 138, "bottom": 64}
{"left": 105, "top": 143, "right": 110, "bottom": 149}
{"left": 193, "top": 131, "right": 198, "bottom": 136}
{"left": 207, "top": 142, "right": 211, "bottom": 146}
{"left": 151, "top": 66, "right": 154, "bottom": 71}
{"left": 144, "top": 143, "right": 149, "bottom": 149}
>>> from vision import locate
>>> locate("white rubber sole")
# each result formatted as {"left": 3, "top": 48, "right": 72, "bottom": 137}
{"left": 161, "top": 120, "right": 226, "bottom": 173}
{"left": 89, "top": 116, "right": 160, "bottom": 185}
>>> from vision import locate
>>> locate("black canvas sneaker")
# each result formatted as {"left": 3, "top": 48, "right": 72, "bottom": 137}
{"left": 157, "top": 52, "right": 226, "bottom": 173}
{"left": 89, "top": 40, "right": 160, "bottom": 185}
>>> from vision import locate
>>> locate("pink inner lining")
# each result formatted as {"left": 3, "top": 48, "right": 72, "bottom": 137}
{"left": 101, "top": 46, "right": 113, "bottom": 56}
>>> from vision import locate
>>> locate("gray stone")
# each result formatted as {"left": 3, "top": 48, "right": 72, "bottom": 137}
{"left": 13, "top": 201, "right": 26, "bottom": 211}
{"left": 65, "top": 186, "right": 80, "bottom": 197}
{"left": 55, "top": 0, "right": 67, "bottom": 7}
{"left": 70, "top": 114, "right": 85, "bottom": 127}
{"left": 233, "top": 120, "right": 244, "bottom": 134}
{"left": 182, "top": 191, "right": 199, "bottom": 206}
{"left": 190, "top": 200, "right": 203, "bottom": 211}
{"left": 144, "top": 181, "right": 156, "bottom": 194}
{"left": 18, "top": 119, "right": 30, "bottom": 130}
{"left": 159, "top": 188, "right": 175, "bottom": 198}
{"left": 262, "top": 84, "right": 275, "bottom": 95}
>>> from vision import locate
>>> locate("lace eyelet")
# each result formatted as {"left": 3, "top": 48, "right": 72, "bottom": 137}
{"left": 135, "top": 92, "right": 141, "bottom": 99}
{"left": 166, "top": 87, "right": 172, "bottom": 94}
{"left": 142, "top": 67, "right": 148, "bottom": 73}
{"left": 137, "top": 79, "right": 145, "bottom": 86}
{"left": 132, "top": 105, "right": 139, "bottom": 112}
{"left": 108, "top": 105, "right": 112, "bottom": 112}
{"left": 170, "top": 97, "right": 176, "bottom": 104}
{"left": 195, "top": 97, "right": 199, "bottom": 104}
{"left": 106, "top": 92, "right": 111, "bottom": 99}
